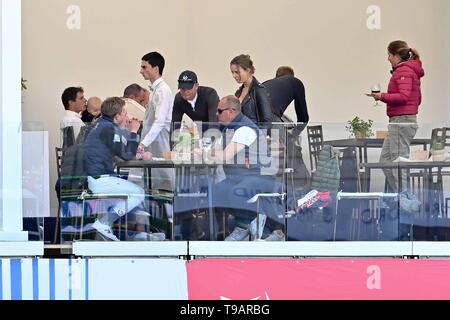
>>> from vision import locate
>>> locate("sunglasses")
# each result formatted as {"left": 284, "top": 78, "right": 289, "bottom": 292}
{"left": 217, "top": 108, "right": 234, "bottom": 114}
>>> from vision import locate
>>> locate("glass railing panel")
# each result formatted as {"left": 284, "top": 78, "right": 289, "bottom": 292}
{"left": 22, "top": 122, "right": 48, "bottom": 242}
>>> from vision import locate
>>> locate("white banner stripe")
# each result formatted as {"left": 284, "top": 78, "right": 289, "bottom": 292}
{"left": 38, "top": 259, "right": 50, "bottom": 300}
{"left": 54, "top": 259, "right": 69, "bottom": 300}
{"left": 1, "top": 258, "right": 188, "bottom": 300}
{"left": 20, "top": 259, "right": 33, "bottom": 300}
{"left": 71, "top": 259, "right": 85, "bottom": 300}
{"left": 2, "top": 259, "right": 11, "bottom": 300}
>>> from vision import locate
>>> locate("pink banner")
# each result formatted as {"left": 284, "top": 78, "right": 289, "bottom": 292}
{"left": 187, "top": 258, "right": 450, "bottom": 300}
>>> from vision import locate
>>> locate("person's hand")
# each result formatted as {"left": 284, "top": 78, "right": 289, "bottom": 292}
{"left": 136, "top": 150, "right": 143, "bottom": 160}
{"left": 142, "top": 151, "right": 152, "bottom": 160}
{"left": 129, "top": 118, "right": 141, "bottom": 133}
{"left": 137, "top": 144, "right": 145, "bottom": 154}
{"left": 366, "top": 92, "right": 382, "bottom": 101}
{"left": 192, "top": 148, "right": 203, "bottom": 160}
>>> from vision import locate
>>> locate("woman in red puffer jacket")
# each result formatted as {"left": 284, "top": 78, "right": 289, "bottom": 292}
{"left": 368, "top": 40, "right": 425, "bottom": 192}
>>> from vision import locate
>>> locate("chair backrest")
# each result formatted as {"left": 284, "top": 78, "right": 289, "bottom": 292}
{"left": 76, "top": 124, "right": 94, "bottom": 144}
{"left": 443, "top": 127, "right": 450, "bottom": 147}
{"left": 62, "top": 126, "right": 75, "bottom": 149}
{"left": 431, "top": 127, "right": 450, "bottom": 149}
{"left": 55, "top": 147, "right": 63, "bottom": 178}
{"left": 307, "top": 125, "right": 323, "bottom": 172}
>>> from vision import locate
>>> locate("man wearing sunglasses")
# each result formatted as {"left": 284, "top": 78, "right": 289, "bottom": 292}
{"left": 172, "top": 70, "right": 219, "bottom": 131}
{"left": 210, "top": 96, "right": 283, "bottom": 241}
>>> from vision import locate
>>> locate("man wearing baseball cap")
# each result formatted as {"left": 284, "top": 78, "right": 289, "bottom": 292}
{"left": 172, "top": 70, "right": 219, "bottom": 131}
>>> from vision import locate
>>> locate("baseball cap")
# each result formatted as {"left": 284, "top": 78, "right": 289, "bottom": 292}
{"left": 177, "top": 70, "right": 198, "bottom": 90}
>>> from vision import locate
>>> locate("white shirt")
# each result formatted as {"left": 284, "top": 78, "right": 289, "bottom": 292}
{"left": 187, "top": 93, "right": 198, "bottom": 110}
{"left": 124, "top": 98, "right": 146, "bottom": 121}
{"left": 61, "top": 110, "right": 85, "bottom": 139}
{"left": 231, "top": 126, "right": 257, "bottom": 146}
{"left": 141, "top": 77, "right": 174, "bottom": 147}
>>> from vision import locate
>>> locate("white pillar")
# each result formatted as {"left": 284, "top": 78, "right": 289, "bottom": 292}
{"left": 0, "top": 0, "right": 28, "bottom": 241}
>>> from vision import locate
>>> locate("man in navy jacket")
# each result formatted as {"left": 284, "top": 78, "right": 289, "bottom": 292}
{"left": 84, "top": 97, "right": 143, "bottom": 241}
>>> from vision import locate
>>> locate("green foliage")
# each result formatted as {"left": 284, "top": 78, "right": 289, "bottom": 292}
{"left": 346, "top": 116, "right": 374, "bottom": 138}
{"left": 431, "top": 139, "right": 445, "bottom": 151}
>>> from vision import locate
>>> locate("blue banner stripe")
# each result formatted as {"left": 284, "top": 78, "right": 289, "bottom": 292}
{"left": 0, "top": 259, "right": 3, "bottom": 300}
{"left": 49, "top": 259, "right": 55, "bottom": 300}
{"left": 68, "top": 258, "right": 72, "bottom": 301}
{"left": 10, "top": 259, "right": 22, "bottom": 300}
{"left": 32, "top": 259, "right": 39, "bottom": 300}
{"left": 85, "top": 259, "right": 89, "bottom": 300}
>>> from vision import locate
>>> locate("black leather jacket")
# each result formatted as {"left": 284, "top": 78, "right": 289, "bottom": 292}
{"left": 235, "top": 77, "right": 273, "bottom": 129}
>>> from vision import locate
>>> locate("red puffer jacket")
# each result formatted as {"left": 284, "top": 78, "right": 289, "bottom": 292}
{"left": 380, "top": 59, "right": 425, "bottom": 117}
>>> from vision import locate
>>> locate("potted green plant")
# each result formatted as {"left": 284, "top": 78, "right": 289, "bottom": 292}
{"left": 346, "top": 116, "right": 374, "bottom": 139}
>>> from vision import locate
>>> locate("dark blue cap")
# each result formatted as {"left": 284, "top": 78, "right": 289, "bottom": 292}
{"left": 177, "top": 70, "right": 198, "bottom": 89}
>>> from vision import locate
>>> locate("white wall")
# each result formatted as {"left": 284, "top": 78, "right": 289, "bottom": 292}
{"left": 21, "top": 0, "right": 450, "bottom": 214}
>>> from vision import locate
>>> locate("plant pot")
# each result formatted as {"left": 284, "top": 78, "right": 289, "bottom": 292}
{"left": 432, "top": 149, "right": 445, "bottom": 161}
{"left": 354, "top": 131, "right": 367, "bottom": 139}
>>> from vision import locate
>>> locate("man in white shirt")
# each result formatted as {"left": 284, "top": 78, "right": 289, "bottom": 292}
{"left": 137, "top": 51, "right": 174, "bottom": 190}
{"left": 60, "top": 86, "right": 87, "bottom": 144}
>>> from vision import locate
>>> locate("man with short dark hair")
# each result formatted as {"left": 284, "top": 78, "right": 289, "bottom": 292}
{"left": 138, "top": 51, "right": 174, "bottom": 190}
{"left": 172, "top": 70, "right": 219, "bottom": 130}
{"left": 60, "top": 86, "right": 87, "bottom": 140}
{"left": 138, "top": 52, "right": 173, "bottom": 156}
{"left": 275, "top": 66, "right": 294, "bottom": 78}
{"left": 263, "top": 67, "right": 309, "bottom": 124}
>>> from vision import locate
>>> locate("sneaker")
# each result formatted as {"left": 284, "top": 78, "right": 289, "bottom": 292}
{"left": 92, "top": 219, "right": 120, "bottom": 241}
{"left": 133, "top": 210, "right": 151, "bottom": 217}
{"left": 148, "top": 232, "right": 166, "bottom": 241}
{"left": 132, "top": 232, "right": 166, "bottom": 241}
{"left": 263, "top": 230, "right": 285, "bottom": 241}
{"left": 225, "top": 227, "right": 250, "bottom": 241}
{"left": 399, "top": 192, "right": 421, "bottom": 213}
{"left": 249, "top": 214, "right": 267, "bottom": 240}
{"left": 132, "top": 232, "right": 150, "bottom": 241}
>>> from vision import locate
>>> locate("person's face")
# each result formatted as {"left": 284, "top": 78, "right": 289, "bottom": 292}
{"left": 70, "top": 91, "right": 87, "bottom": 113}
{"left": 114, "top": 107, "right": 129, "bottom": 128}
{"left": 140, "top": 61, "right": 159, "bottom": 82}
{"left": 132, "top": 89, "right": 148, "bottom": 107}
{"left": 89, "top": 105, "right": 101, "bottom": 117}
{"left": 180, "top": 84, "right": 198, "bottom": 101}
{"left": 141, "top": 89, "right": 150, "bottom": 107}
{"left": 388, "top": 52, "right": 402, "bottom": 68}
{"left": 230, "top": 64, "right": 252, "bottom": 84}
{"left": 87, "top": 99, "right": 102, "bottom": 117}
{"left": 216, "top": 100, "right": 234, "bottom": 125}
